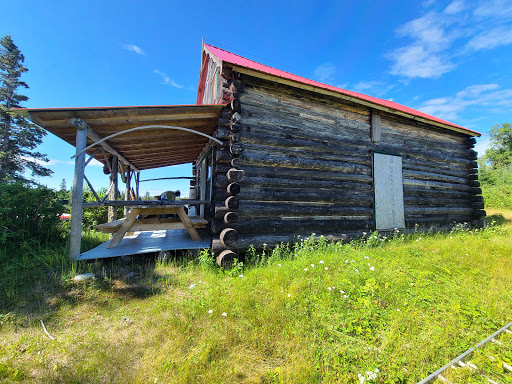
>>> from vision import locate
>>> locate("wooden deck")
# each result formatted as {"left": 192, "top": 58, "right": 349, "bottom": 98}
{"left": 76, "top": 229, "right": 211, "bottom": 261}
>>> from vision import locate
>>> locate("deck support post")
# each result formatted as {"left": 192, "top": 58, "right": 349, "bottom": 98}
{"left": 124, "top": 167, "right": 131, "bottom": 216}
{"left": 135, "top": 171, "right": 140, "bottom": 199}
{"left": 69, "top": 120, "right": 88, "bottom": 261}
{"left": 108, "top": 156, "right": 119, "bottom": 222}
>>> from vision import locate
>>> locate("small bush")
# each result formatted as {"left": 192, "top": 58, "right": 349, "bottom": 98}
{"left": 0, "top": 182, "right": 64, "bottom": 247}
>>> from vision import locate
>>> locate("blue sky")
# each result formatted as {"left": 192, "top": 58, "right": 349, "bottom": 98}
{"left": 2, "top": 0, "right": 512, "bottom": 196}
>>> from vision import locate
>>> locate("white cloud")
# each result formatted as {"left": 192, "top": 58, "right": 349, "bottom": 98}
{"left": 444, "top": 0, "right": 466, "bottom": 15}
{"left": 418, "top": 83, "right": 512, "bottom": 120}
{"left": 466, "top": 26, "right": 512, "bottom": 51}
{"left": 122, "top": 44, "right": 145, "bottom": 55}
{"left": 351, "top": 81, "right": 395, "bottom": 97}
{"left": 313, "top": 63, "right": 336, "bottom": 84}
{"left": 154, "top": 69, "right": 184, "bottom": 88}
{"left": 389, "top": 1, "right": 512, "bottom": 79}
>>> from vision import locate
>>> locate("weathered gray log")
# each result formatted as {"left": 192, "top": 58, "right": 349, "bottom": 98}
{"left": 240, "top": 176, "right": 371, "bottom": 191}
{"left": 471, "top": 187, "right": 482, "bottom": 195}
{"left": 232, "top": 79, "right": 245, "bottom": 92}
{"left": 241, "top": 165, "right": 372, "bottom": 183}
{"left": 230, "top": 157, "right": 242, "bottom": 169}
{"left": 402, "top": 178, "right": 472, "bottom": 192}
{"left": 217, "top": 250, "right": 238, "bottom": 268}
{"left": 466, "top": 137, "right": 476, "bottom": 145}
{"left": 215, "top": 206, "right": 231, "bottom": 219}
{"left": 210, "top": 219, "right": 226, "bottom": 235}
{"left": 215, "top": 174, "right": 228, "bottom": 189}
{"left": 469, "top": 161, "right": 478, "bottom": 168}
{"left": 471, "top": 202, "right": 484, "bottom": 209}
{"left": 221, "top": 110, "right": 233, "bottom": 120}
{"left": 216, "top": 149, "right": 232, "bottom": 164}
{"left": 405, "top": 216, "right": 472, "bottom": 225}
{"left": 236, "top": 202, "right": 373, "bottom": 218}
{"left": 224, "top": 211, "right": 238, "bottom": 224}
{"left": 404, "top": 196, "right": 472, "bottom": 207}
{"left": 218, "top": 118, "right": 232, "bottom": 128}
{"left": 237, "top": 189, "right": 373, "bottom": 204}
{"left": 468, "top": 174, "right": 479, "bottom": 181}
{"left": 231, "top": 122, "right": 242, "bottom": 133}
{"left": 241, "top": 151, "right": 371, "bottom": 174}
{"left": 471, "top": 195, "right": 484, "bottom": 202}
{"left": 405, "top": 207, "right": 473, "bottom": 215}
{"left": 225, "top": 196, "right": 239, "bottom": 210}
{"left": 468, "top": 150, "right": 478, "bottom": 160}
{"left": 472, "top": 210, "right": 486, "bottom": 218}
{"left": 220, "top": 228, "right": 239, "bottom": 247}
{"left": 233, "top": 218, "right": 373, "bottom": 235}
{"left": 230, "top": 143, "right": 243, "bottom": 156}
{"left": 403, "top": 186, "right": 472, "bottom": 199}
{"left": 215, "top": 126, "right": 231, "bottom": 139}
{"left": 211, "top": 239, "right": 227, "bottom": 255}
{"left": 214, "top": 164, "right": 231, "bottom": 175}
{"left": 227, "top": 182, "right": 241, "bottom": 195}
{"left": 402, "top": 170, "right": 467, "bottom": 184}
{"left": 227, "top": 168, "right": 245, "bottom": 183}
{"left": 470, "top": 180, "right": 480, "bottom": 187}
{"left": 213, "top": 190, "right": 228, "bottom": 202}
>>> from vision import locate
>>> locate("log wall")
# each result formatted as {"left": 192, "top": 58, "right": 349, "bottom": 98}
{"left": 215, "top": 74, "right": 484, "bottom": 251}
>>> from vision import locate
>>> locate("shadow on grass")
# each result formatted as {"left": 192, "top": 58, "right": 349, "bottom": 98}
{"left": 486, "top": 213, "right": 511, "bottom": 226}
{"left": 0, "top": 236, "right": 194, "bottom": 320}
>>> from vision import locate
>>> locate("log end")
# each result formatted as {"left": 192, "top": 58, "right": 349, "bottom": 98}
{"left": 217, "top": 250, "right": 238, "bottom": 268}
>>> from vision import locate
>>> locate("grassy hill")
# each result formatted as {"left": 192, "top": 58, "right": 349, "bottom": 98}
{"left": 1, "top": 210, "right": 511, "bottom": 383}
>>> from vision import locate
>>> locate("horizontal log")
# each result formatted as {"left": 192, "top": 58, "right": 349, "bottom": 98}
{"left": 225, "top": 196, "right": 239, "bottom": 210}
{"left": 224, "top": 211, "right": 238, "bottom": 224}
{"left": 216, "top": 149, "right": 232, "bottom": 164}
{"left": 227, "top": 168, "right": 245, "bottom": 183}
{"left": 238, "top": 189, "right": 374, "bottom": 205}
{"left": 472, "top": 210, "right": 486, "bottom": 218}
{"left": 215, "top": 126, "right": 231, "bottom": 139}
{"left": 470, "top": 180, "right": 480, "bottom": 187}
{"left": 403, "top": 196, "right": 472, "bottom": 207}
{"left": 233, "top": 218, "right": 373, "bottom": 235}
{"left": 217, "top": 118, "right": 232, "bottom": 128}
{"left": 468, "top": 174, "right": 479, "bottom": 181}
{"left": 405, "top": 207, "right": 473, "bottom": 216}
{"left": 232, "top": 79, "right": 245, "bottom": 92}
{"left": 217, "top": 250, "right": 238, "bottom": 268}
{"left": 468, "top": 150, "right": 478, "bottom": 160}
{"left": 227, "top": 183, "right": 241, "bottom": 195}
{"left": 237, "top": 201, "right": 373, "bottom": 218}
{"left": 402, "top": 169, "right": 467, "bottom": 185}
{"left": 221, "top": 110, "right": 233, "bottom": 120}
{"left": 241, "top": 151, "right": 371, "bottom": 174}
{"left": 241, "top": 165, "right": 372, "bottom": 183}
{"left": 402, "top": 178, "right": 472, "bottom": 192}
{"left": 231, "top": 157, "right": 242, "bottom": 169}
{"left": 231, "top": 122, "right": 242, "bottom": 133}
{"left": 471, "top": 201, "right": 484, "bottom": 209}
{"left": 240, "top": 176, "right": 372, "bottom": 191}
{"left": 230, "top": 143, "right": 243, "bottom": 156}
{"left": 213, "top": 190, "right": 228, "bottom": 202}
{"left": 211, "top": 239, "right": 227, "bottom": 255}
{"left": 214, "top": 164, "right": 231, "bottom": 175}
{"left": 403, "top": 186, "right": 472, "bottom": 200}
{"left": 215, "top": 174, "right": 228, "bottom": 189}
{"left": 220, "top": 228, "right": 239, "bottom": 247}
{"left": 405, "top": 216, "right": 473, "bottom": 226}
{"left": 471, "top": 195, "right": 484, "bottom": 202}
{"left": 466, "top": 137, "right": 476, "bottom": 145}
{"left": 210, "top": 219, "right": 226, "bottom": 236}
{"left": 471, "top": 187, "right": 482, "bottom": 195}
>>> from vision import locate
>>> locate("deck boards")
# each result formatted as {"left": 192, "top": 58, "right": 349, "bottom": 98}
{"left": 76, "top": 229, "right": 211, "bottom": 260}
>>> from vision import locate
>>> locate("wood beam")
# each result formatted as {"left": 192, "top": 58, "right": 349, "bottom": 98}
{"left": 69, "top": 124, "right": 87, "bottom": 261}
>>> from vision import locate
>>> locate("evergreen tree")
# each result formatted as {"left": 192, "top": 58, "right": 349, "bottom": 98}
{"left": 60, "top": 178, "right": 67, "bottom": 191}
{"left": 0, "top": 35, "right": 51, "bottom": 183}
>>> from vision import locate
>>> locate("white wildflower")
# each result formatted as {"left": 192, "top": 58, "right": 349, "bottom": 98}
{"left": 278, "top": 264, "right": 282, "bottom": 267}
{"left": 364, "top": 256, "right": 369, "bottom": 259}
{"left": 369, "top": 266, "right": 375, "bottom": 271}
{"left": 304, "top": 268, "right": 308, "bottom": 272}
{"left": 358, "top": 373, "right": 365, "bottom": 383}
{"left": 311, "top": 264, "right": 315, "bottom": 268}
{"left": 189, "top": 284, "right": 196, "bottom": 289}
{"left": 340, "top": 290, "right": 345, "bottom": 294}
{"left": 328, "top": 287, "right": 332, "bottom": 291}
{"left": 397, "top": 308, "right": 400, "bottom": 312}
{"left": 410, "top": 283, "right": 414, "bottom": 286}
{"left": 208, "top": 309, "right": 213, "bottom": 314}
{"left": 319, "top": 260, "right": 324, "bottom": 264}
{"left": 355, "top": 269, "right": 359, "bottom": 274}
{"left": 325, "top": 267, "right": 328, "bottom": 270}
{"left": 287, "top": 294, "right": 291, "bottom": 298}
{"left": 363, "top": 232, "right": 367, "bottom": 235}
{"left": 221, "top": 312, "right": 227, "bottom": 317}
{"left": 239, "top": 275, "right": 244, "bottom": 278}
{"left": 343, "top": 295, "right": 348, "bottom": 298}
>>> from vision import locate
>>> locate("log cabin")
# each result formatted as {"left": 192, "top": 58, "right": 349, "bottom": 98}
{"left": 195, "top": 44, "right": 483, "bottom": 266}
{"left": 17, "top": 43, "right": 483, "bottom": 265}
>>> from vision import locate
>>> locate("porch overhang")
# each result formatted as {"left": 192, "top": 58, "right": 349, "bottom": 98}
{"left": 17, "top": 104, "right": 226, "bottom": 170}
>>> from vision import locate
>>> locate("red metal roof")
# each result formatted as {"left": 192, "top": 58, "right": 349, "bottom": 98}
{"left": 204, "top": 43, "right": 480, "bottom": 136}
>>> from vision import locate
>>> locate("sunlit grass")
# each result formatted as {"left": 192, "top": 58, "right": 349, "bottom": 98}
{"left": 0, "top": 218, "right": 511, "bottom": 383}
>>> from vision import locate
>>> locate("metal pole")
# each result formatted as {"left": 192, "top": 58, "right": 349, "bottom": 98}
{"left": 69, "top": 121, "right": 87, "bottom": 261}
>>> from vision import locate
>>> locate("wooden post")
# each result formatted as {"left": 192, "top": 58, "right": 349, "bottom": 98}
{"left": 135, "top": 171, "right": 140, "bottom": 199}
{"left": 69, "top": 120, "right": 88, "bottom": 261}
{"left": 108, "top": 156, "right": 118, "bottom": 222}
{"left": 124, "top": 167, "right": 131, "bottom": 217}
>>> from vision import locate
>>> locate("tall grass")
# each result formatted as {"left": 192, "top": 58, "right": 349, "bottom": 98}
{"left": 1, "top": 214, "right": 511, "bottom": 383}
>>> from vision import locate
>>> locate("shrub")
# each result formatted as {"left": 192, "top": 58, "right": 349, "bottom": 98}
{"left": 0, "top": 182, "right": 64, "bottom": 247}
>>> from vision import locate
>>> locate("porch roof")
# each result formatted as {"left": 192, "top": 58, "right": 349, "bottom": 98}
{"left": 17, "top": 104, "right": 225, "bottom": 170}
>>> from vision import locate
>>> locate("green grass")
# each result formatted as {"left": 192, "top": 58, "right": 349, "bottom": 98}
{"left": 0, "top": 214, "right": 511, "bottom": 383}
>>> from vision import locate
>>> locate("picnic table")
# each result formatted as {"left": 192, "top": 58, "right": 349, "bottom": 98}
{"left": 94, "top": 200, "right": 208, "bottom": 249}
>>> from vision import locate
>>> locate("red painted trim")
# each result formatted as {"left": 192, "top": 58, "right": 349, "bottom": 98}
{"left": 203, "top": 44, "right": 480, "bottom": 136}
{"left": 13, "top": 103, "right": 226, "bottom": 112}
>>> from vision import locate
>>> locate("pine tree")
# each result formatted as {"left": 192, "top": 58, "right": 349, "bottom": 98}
{"left": 0, "top": 35, "right": 51, "bottom": 183}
